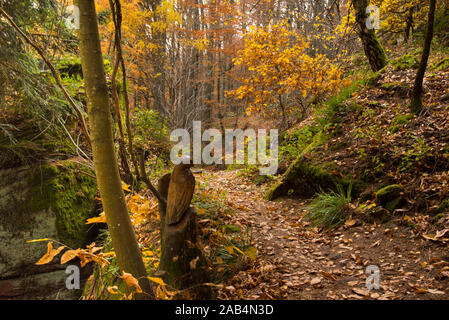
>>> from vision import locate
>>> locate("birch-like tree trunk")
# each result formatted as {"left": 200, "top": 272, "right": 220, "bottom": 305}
{"left": 75, "top": 0, "right": 152, "bottom": 299}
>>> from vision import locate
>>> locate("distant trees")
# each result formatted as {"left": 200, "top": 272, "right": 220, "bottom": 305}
{"left": 374, "top": 0, "right": 429, "bottom": 42}
{"left": 227, "top": 22, "right": 345, "bottom": 131}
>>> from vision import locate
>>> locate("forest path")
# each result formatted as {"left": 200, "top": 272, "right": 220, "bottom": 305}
{"left": 196, "top": 169, "right": 449, "bottom": 300}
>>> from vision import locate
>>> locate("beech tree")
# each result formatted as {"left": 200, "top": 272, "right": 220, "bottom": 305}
{"left": 75, "top": 0, "right": 152, "bottom": 299}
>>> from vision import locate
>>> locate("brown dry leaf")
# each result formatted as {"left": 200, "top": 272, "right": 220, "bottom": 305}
{"left": 352, "top": 287, "right": 370, "bottom": 297}
{"left": 370, "top": 240, "right": 381, "bottom": 248}
{"left": 321, "top": 271, "right": 337, "bottom": 281}
{"left": 310, "top": 277, "right": 321, "bottom": 285}
{"left": 35, "top": 242, "right": 65, "bottom": 265}
{"left": 345, "top": 219, "right": 356, "bottom": 227}
{"left": 435, "top": 229, "right": 449, "bottom": 238}
{"left": 427, "top": 289, "right": 445, "bottom": 295}
{"left": 190, "top": 256, "right": 200, "bottom": 270}
{"left": 121, "top": 271, "right": 142, "bottom": 293}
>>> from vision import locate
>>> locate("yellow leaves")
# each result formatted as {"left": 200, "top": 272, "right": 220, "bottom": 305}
{"left": 156, "top": 283, "right": 176, "bottom": 300}
{"left": 345, "top": 218, "right": 357, "bottom": 227}
{"left": 148, "top": 276, "right": 166, "bottom": 286}
{"left": 60, "top": 249, "right": 81, "bottom": 264}
{"left": 148, "top": 276, "right": 177, "bottom": 300}
{"left": 229, "top": 20, "right": 345, "bottom": 121}
{"left": 29, "top": 239, "right": 109, "bottom": 269}
{"left": 86, "top": 212, "right": 106, "bottom": 224}
{"left": 26, "top": 238, "right": 51, "bottom": 243}
{"left": 127, "top": 193, "right": 159, "bottom": 226}
{"left": 244, "top": 246, "right": 257, "bottom": 260}
{"left": 121, "top": 271, "right": 142, "bottom": 293}
{"left": 107, "top": 286, "right": 119, "bottom": 295}
{"left": 122, "top": 182, "right": 131, "bottom": 192}
{"left": 35, "top": 242, "right": 65, "bottom": 265}
{"left": 142, "top": 250, "right": 155, "bottom": 257}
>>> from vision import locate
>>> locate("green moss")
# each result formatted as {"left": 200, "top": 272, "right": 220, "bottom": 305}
{"left": 391, "top": 54, "right": 419, "bottom": 71}
{"left": 28, "top": 161, "right": 97, "bottom": 248}
{"left": 265, "top": 157, "right": 355, "bottom": 201}
{"left": 436, "top": 199, "right": 449, "bottom": 214}
{"left": 375, "top": 184, "right": 402, "bottom": 206}
{"left": 431, "top": 57, "right": 449, "bottom": 71}
{"left": 389, "top": 113, "right": 414, "bottom": 133}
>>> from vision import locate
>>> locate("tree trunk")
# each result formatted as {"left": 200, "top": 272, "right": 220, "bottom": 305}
{"left": 405, "top": 6, "right": 415, "bottom": 42}
{"left": 411, "top": 0, "right": 437, "bottom": 114}
{"left": 75, "top": 0, "right": 152, "bottom": 299}
{"left": 352, "top": 0, "right": 388, "bottom": 72}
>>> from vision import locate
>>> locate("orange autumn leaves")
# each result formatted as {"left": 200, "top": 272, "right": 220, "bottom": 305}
{"left": 227, "top": 22, "right": 345, "bottom": 121}
{"left": 28, "top": 240, "right": 110, "bottom": 268}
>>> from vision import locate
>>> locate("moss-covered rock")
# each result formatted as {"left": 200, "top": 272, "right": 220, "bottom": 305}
{"left": 375, "top": 184, "right": 402, "bottom": 203}
{"left": 375, "top": 184, "right": 405, "bottom": 211}
{"left": 0, "top": 160, "right": 97, "bottom": 280}
{"left": 265, "top": 156, "right": 355, "bottom": 201}
{"left": 27, "top": 161, "right": 97, "bottom": 248}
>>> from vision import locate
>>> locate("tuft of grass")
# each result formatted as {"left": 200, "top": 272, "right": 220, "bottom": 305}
{"left": 305, "top": 184, "right": 353, "bottom": 230}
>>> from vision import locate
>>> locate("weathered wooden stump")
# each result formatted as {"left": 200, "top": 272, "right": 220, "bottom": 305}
{"left": 157, "top": 169, "right": 211, "bottom": 298}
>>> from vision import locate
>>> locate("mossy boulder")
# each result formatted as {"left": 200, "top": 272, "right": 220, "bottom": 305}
{"left": 265, "top": 156, "right": 355, "bottom": 201}
{"left": 375, "top": 184, "right": 404, "bottom": 211}
{"left": 27, "top": 161, "right": 98, "bottom": 248}
{"left": 0, "top": 160, "right": 97, "bottom": 298}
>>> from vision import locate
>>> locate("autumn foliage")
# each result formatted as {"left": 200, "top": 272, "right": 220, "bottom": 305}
{"left": 227, "top": 22, "right": 345, "bottom": 128}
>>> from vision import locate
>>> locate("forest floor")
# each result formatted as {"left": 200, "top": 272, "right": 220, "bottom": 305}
{"left": 195, "top": 169, "right": 449, "bottom": 300}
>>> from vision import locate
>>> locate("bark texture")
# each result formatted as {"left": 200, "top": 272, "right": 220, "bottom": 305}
{"left": 411, "top": 0, "right": 437, "bottom": 113}
{"left": 76, "top": 0, "right": 152, "bottom": 299}
{"left": 352, "top": 0, "right": 388, "bottom": 72}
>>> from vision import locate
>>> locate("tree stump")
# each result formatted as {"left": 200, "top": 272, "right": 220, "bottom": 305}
{"left": 157, "top": 172, "right": 211, "bottom": 299}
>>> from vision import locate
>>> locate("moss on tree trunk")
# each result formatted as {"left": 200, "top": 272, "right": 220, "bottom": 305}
{"left": 352, "top": 0, "right": 388, "bottom": 72}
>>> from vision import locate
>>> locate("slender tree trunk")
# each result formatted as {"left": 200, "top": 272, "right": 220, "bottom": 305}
{"left": 352, "top": 0, "right": 388, "bottom": 72}
{"left": 405, "top": 6, "right": 415, "bottom": 42}
{"left": 75, "top": 0, "right": 152, "bottom": 299}
{"left": 411, "top": 0, "right": 437, "bottom": 114}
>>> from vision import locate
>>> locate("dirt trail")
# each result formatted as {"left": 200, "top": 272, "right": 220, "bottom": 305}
{"left": 197, "top": 169, "right": 449, "bottom": 300}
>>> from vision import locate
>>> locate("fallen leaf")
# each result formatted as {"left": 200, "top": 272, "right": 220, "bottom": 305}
{"left": 352, "top": 287, "right": 370, "bottom": 297}
{"left": 121, "top": 271, "right": 142, "bottom": 293}
{"left": 148, "top": 276, "right": 166, "bottom": 286}
{"left": 36, "top": 242, "right": 65, "bottom": 265}
{"left": 60, "top": 249, "right": 81, "bottom": 264}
